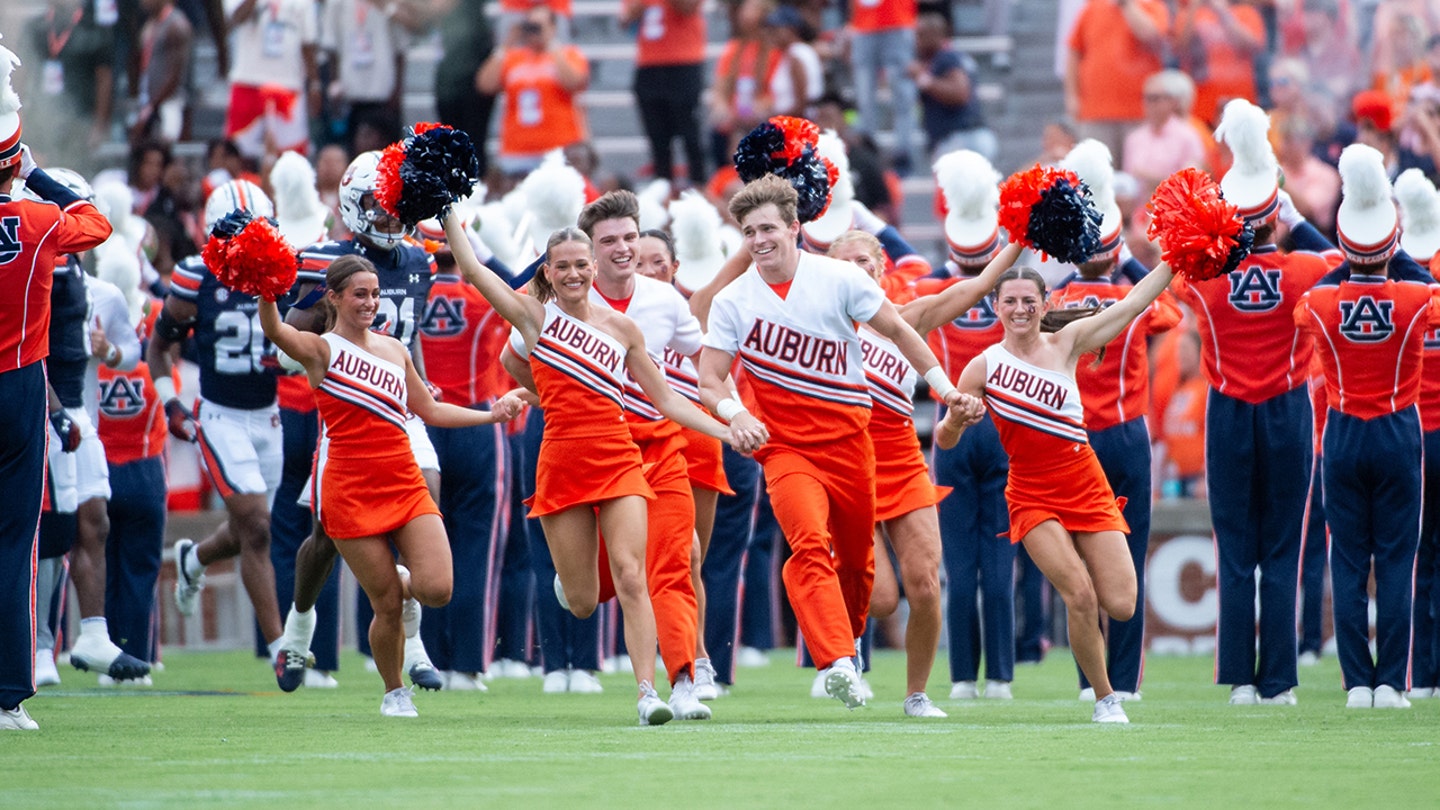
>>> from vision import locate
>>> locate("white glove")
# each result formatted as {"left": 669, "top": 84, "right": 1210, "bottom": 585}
{"left": 1276, "top": 188, "right": 1305, "bottom": 229}
{"left": 18, "top": 143, "right": 36, "bottom": 180}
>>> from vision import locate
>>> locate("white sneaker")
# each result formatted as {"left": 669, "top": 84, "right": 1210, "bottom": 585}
{"left": 542, "top": 670, "right": 570, "bottom": 694}
{"left": 823, "top": 661, "right": 865, "bottom": 709}
{"left": 303, "top": 670, "right": 339, "bottom": 689}
{"left": 903, "top": 692, "right": 948, "bottom": 718}
{"left": 1078, "top": 687, "right": 1096, "bottom": 701}
{"left": 363, "top": 656, "right": 378, "bottom": 673}
{"left": 1297, "top": 651, "right": 1320, "bottom": 667}
{"left": 446, "top": 671, "right": 488, "bottom": 692}
{"left": 693, "top": 658, "right": 720, "bottom": 701}
{"left": 1346, "top": 686, "right": 1374, "bottom": 708}
{"left": 172, "top": 538, "right": 205, "bottom": 617}
{"left": 0, "top": 704, "right": 38, "bottom": 731}
{"left": 33, "top": 650, "right": 60, "bottom": 687}
{"left": 553, "top": 573, "right": 570, "bottom": 612}
{"left": 638, "top": 681, "right": 674, "bottom": 726}
{"left": 492, "top": 658, "right": 532, "bottom": 679}
{"left": 669, "top": 674, "right": 712, "bottom": 721}
{"left": 97, "top": 674, "right": 153, "bottom": 687}
{"left": 983, "top": 680, "right": 1013, "bottom": 700}
{"left": 950, "top": 680, "right": 979, "bottom": 700}
{"left": 856, "top": 675, "right": 875, "bottom": 702}
{"left": 568, "top": 669, "right": 604, "bottom": 694}
{"left": 736, "top": 646, "right": 770, "bottom": 668}
{"left": 381, "top": 686, "right": 418, "bottom": 717}
{"left": 1093, "top": 693, "right": 1129, "bottom": 724}
{"left": 1113, "top": 691, "right": 1142, "bottom": 702}
{"left": 1229, "top": 685, "right": 1259, "bottom": 705}
{"left": 603, "top": 655, "right": 633, "bottom": 675}
{"left": 1373, "top": 685, "right": 1412, "bottom": 708}
{"left": 1259, "top": 689, "right": 1297, "bottom": 705}
{"left": 810, "top": 670, "right": 829, "bottom": 698}
{"left": 1407, "top": 687, "right": 1437, "bottom": 700}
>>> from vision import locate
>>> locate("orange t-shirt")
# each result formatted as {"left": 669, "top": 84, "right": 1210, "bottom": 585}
{"left": 1068, "top": 0, "right": 1170, "bottom": 122}
{"left": 634, "top": 0, "right": 705, "bottom": 66}
{"left": 1185, "top": 4, "right": 1266, "bottom": 125}
{"left": 500, "top": 0, "right": 572, "bottom": 16}
{"left": 850, "top": 0, "right": 917, "bottom": 32}
{"left": 715, "top": 39, "right": 780, "bottom": 120}
{"left": 499, "top": 45, "right": 589, "bottom": 157}
{"left": 1163, "top": 374, "right": 1208, "bottom": 479}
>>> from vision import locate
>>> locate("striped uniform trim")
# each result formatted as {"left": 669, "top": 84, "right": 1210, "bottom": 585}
{"left": 740, "top": 353, "right": 872, "bottom": 409}
{"left": 866, "top": 370, "right": 913, "bottom": 416}
{"left": 664, "top": 362, "right": 701, "bottom": 404}
{"left": 0, "top": 125, "right": 21, "bottom": 168}
{"left": 620, "top": 377, "right": 663, "bottom": 421}
{"left": 194, "top": 424, "right": 242, "bottom": 500}
{"left": 318, "top": 375, "right": 408, "bottom": 431}
{"left": 1088, "top": 226, "right": 1122, "bottom": 262}
{"left": 1238, "top": 187, "right": 1280, "bottom": 224}
{"left": 1338, "top": 222, "right": 1400, "bottom": 266}
{"left": 531, "top": 336, "right": 626, "bottom": 408}
{"left": 947, "top": 227, "right": 1002, "bottom": 268}
{"left": 985, "top": 386, "right": 1089, "bottom": 444}
{"left": 170, "top": 264, "right": 205, "bottom": 299}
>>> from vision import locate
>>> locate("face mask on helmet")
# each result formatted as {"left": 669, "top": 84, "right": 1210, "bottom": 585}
{"left": 339, "top": 152, "right": 411, "bottom": 251}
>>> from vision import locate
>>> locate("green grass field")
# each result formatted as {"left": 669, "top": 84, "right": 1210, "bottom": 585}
{"left": 4, "top": 649, "right": 1437, "bottom": 808}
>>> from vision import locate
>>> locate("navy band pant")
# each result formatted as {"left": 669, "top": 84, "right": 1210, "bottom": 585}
{"left": 0, "top": 363, "right": 46, "bottom": 711}
{"left": 105, "top": 456, "right": 165, "bottom": 662}
{"left": 269, "top": 406, "right": 341, "bottom": 669}
{"left": 701, "top": 445, "right": 761, "bottom": 684}
{"left": 1414, "top": 429, "right": 1440, "bottom": 690}
{"left": 740, "top": 485, "right": 778, "bottom": 653}
{"left": 1299, "top": 459, "right": 1327, "bottom": 657}
{"left": 494, "top": 430, "right": 534, "bottom": 663}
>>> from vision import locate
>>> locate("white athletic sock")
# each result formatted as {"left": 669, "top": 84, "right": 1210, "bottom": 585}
{"left": 183, "top": 548, "right": 206, "bottom": 580}
{"left": 79, "top": 617, "right": 110, "bottom": 640}
{"left": 284, "top": 605, "right": 317, "bottom": 648}
{"left": 267, "top": 638, "right": 283, "bottom": 661}
{"left": 402, "top": 596, "right": 421, "bottom": 640}
{"left": 830, "top": 657, "right": 857, "bottom": 673}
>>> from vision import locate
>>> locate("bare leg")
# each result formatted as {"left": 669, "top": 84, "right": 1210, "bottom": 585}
{"left": 596, "top": 496, "right": 659, "bottom": 692}
{"left": 70, "top": 497, "right": 112, "bottom": 618}
{"left": 333, "top": 536, "right": 405, "bottom": 692}
{"left": 292, "top": 526, "right": 339, "bottom": 613}
{"left": 869, "top": 527, "right": 900, "bottom": 618}
{"left": 224, "top": 492, "right": 283, "bottom": 643}
{"left": 885, "top": 507, "right": 944, "bottom": 697}
{"left": 1022, "top": 520, "right": 1114, "bottom": 699}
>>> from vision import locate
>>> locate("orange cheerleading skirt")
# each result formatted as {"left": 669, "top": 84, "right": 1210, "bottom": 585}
{"left": 868, "top": 411, "right": 951, "bottom": 522}
{"left": 679, "top": 425, "right": 733, "bottom": 495}
{"left": 527, "top": 431, "right": 655, "bottom": 517}
{"left": 316, "top": 449, "right": 440, "bottom": 540}
{"left": 1003, "top": 443, "right": 1129, "bottom": 544}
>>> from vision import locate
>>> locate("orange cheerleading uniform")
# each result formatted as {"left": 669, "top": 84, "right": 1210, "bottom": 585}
{"left": 981, "top": 343, "right": 1129, "bottom": 543}
{"left": 312, "top": 333, "right": 439, "bottom": 539}
{"left": 522, "top": 302, "right": 653, "bottom": 516}
{"left": 860, "top": 328, "right": 951, "bottom": 521}
{"left": 703, "top": 253, "right": 884, "bottom": 667}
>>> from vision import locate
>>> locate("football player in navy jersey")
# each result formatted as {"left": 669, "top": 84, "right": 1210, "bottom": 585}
{"left": 271, "top": 151, "right": 447, "bottom": 692}
{"left": 147, "top": 180, "right": 290, "bottom": 672}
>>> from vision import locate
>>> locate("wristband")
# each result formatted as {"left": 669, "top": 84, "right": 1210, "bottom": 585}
{"left": 153, "top": 375, "right": 179, "bottom": 405}
{"left": 923, "top": 366, "right": 957, "bottom": 400}
{"left": 716, "top": 398, "right": 748, "bottom": 422}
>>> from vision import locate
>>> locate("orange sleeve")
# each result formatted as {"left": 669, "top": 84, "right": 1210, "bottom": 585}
{"left": 1427, "top": 287, "right": 1440, "bottom": 327}
{"left": 1147, "top": 290, "right": 1184, "bottom": 335}
{"left": 54, "top": 202, "right": 114, "bottom": 255}
{"left": 563, "top": 46, "right": 590, "bottom": 82}
{"left": 1292, "top": 293, "right": 1313, "bottom": 332}
{"left": 1066, "top": 5, "right": 1087, "bottom": 54}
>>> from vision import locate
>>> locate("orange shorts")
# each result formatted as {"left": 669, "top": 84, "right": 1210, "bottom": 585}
{"left": 315, "top": 450, "right": 439, "bottom": 540}
{"left": 679, "top": 426, "right": 733, "bottom": 495}
{"left": 1004, "top": 444, "right": 1129, "bottom": 544}
{"left": 870, "top": 421, "right": 950, "bottom": 522}
{"left": 527, "top": 431, "right": 654, "bottom": 517}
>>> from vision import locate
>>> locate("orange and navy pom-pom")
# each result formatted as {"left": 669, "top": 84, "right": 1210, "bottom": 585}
{"left": 204, "top": 213, "right": 298, "bottom": 302}
{"left": 732, "top": 116, "right": 834, "bottom": 223}
{"left": 998, "top": 165, "right": 1102, "bottom": 264}
{"left": 1146, "top": 168, "right": 1253, "bottom": 281}
{"left": 771, "top": 116, "right": 819, "bottom": 164}
{"left": 374, "top": 122, "right": 480, "bottom": 226}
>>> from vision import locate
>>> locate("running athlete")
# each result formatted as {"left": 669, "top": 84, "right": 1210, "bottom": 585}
{"left": 938, "top": 260, "right": 1181, "bottom": 724}
{"left": 829, "top": 229, "right": 1020, "bottom": 717}
{"left": 149, "top": 180, "right": 288, "bottom": 666}
{"left": 260, "top": 254, "right": 518, "bottom": 717}
{"left": 272, "top": 152, "right": 445, "bottom": 692}
{"left": 446, "top": 212, "right": 751, "bottom": 725}
{"left": 0, "top": 133, "right": 113, "bottom": 732}
{"left": 1295, "top": 145, "right": 1440, "bottom": 710}
{"left": 698, "top": 175, "right": 970, "bottom": 709}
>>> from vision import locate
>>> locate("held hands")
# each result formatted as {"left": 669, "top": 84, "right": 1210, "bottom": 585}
{"left": 727, "top": 411, "right": 769, "bottom": 455}
{"left": 491, "top": 392, "right": 526, "bottom": 423}
{"left": 164, "top": 399, "right": 197, "bottom": 442}
{"left": 49, "top": 410, "right": 82, "bottom": 453}
{"left": 944, "top": 391, "right": 985, "bottom": 430}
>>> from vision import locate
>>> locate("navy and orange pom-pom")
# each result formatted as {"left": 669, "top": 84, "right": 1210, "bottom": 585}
{"left": 1146, "top": 168, "right": 1253, "bottom": 281}
{"left": 375, "top": 122, "right": 480, "bottom": 226}
{"left": 733, "top": 116, "right": 834, "bottom": 223}
{"left": 998, "top": 165, "right": 1102, "bottom": 264}
{"left": 203, "top": 210, "right": 298, "bottom": 302}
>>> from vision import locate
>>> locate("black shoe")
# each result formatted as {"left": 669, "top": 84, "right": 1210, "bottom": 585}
{"left": 275, "top": 648, "right": 308, "bottom": 693}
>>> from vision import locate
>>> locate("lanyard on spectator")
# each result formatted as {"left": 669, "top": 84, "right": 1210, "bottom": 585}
{"left": 47, "top": 8, "right": 84, "bottom": 59}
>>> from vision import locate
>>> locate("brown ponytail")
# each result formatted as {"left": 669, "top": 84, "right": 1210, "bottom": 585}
{"left": 528, "top": 227, "right": 593, "bottom": 304}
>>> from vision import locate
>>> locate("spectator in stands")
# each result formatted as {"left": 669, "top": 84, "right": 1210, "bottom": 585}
{"left": 1370, "top": 0, "right": 1439, "bottom": 98}
{"left": 1064, "top": 0, "right": 1171, "bottom": 164}
{"left": 22, "top": 0, "right": 116, "bottom": 166}
{"left": 499, "top": 0, "right": 573, "bottom": 41}
{"left": 131, "top": 0, "right": 193, "bottom": 145}
{"left": 1283, "top": 0, "right": 1362, "bottom": 108}
{"left": 426, "top": 0, "right": 496, "bottom": 177}
{"left": 622, "top": 0, "right": 708, "bottom": 185}
{"left": 321, "top": 0, "right": 423, "bottom": 154}
{"left": 1159, "top": 328, "right": 1207, "bottom": 498}
{"left": 1353, "top": 88, "right": 1440, "bottom": 179}
{"left": 709, "top": 0, "right": 778, "bottom": 171}
{"left": 764, "top": 5, "right": 823, "bottom": 119}
{"left": 847, "top": 0, "right": 920, "bottom": 172}
{"left": 1175, "top": 0, "right": 1266, "bottom": 126}
{"left": 477, "top": 6, "right": 589, "bottom": 178}
{"left": 1122, "top": 70, "right": 1207, "bottom": 195}
{"left": 813, "top": 93, "right": 897, "bottom": 223}
{"left": 1276, "top": 115, "right": 1340, "bottom": 234}
{"left": 222, "top": 0, "right": 320, "bottom": 160}
{"left": 315, "top": 142, "right": 351, "bottom": 238}
{"left": 910, "top": 12, "right": 996, "bottom": 162}
{"left": 1038, "top": 118, "right": 1079, "bottom": 164}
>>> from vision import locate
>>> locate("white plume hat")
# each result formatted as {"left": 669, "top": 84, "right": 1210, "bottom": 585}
{"left": 669, "top": 190, "right": 727, "bottom": 294}
{"left": 802, "top": 130, "right": 855, "bottom": 251}
{"left": 1214, "top": 99, "right": 1280, "bottom": 223}
{"left": 1394, "top": 168, "right": 1440, "bottom": 263}
{"left": 636, "top": 178, "right": 672, "bottom": 231}
{"left": 1336, "top": 144, "right": 1399, "bottom": 266}
{"left": 933, "top": 149, "right": 1002, "bottom": 268}
{"left": 520, "top": 151, "right": 586, "bottom": 256}
{"left": 0, "top": 33, "right": 22, "bottom": 170}
{"left": 270, "top": 151, "right": 330, "bottom": 248}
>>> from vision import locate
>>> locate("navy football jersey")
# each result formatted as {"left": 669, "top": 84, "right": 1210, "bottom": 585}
{"left": 48, "top": 255, "right": 90, "bottom": 408}
{"left": 169, "top": 254, "right": 280, "bottom": 410}
{"left": 297, "top": 239, "right": 435, "bottom": 350}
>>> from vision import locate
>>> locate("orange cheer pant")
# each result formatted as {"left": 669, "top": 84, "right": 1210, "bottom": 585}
{"left": 758, "top": 433, "right": 876, "bottom": 669}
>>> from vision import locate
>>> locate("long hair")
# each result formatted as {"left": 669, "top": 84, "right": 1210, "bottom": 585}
{"left": 639, "top": 228, "right": 676, "bottom": 263}
{"left": 993, "top": 266, "right": 1107, "bottom": 363}
{"left": 528, "top": 227, "right": 593, "bottom": 303}
{"left": 321, "top": 254, "right": 378, "bottom": 332}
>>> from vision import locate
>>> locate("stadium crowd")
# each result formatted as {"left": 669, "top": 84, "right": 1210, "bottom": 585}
{"left": 3, "top": 0, "right": 1440, "bottom": 731}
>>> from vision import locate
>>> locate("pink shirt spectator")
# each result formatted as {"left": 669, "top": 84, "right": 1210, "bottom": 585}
{"left": 1122, "top": 116, "right": 1206, "bottom": 190}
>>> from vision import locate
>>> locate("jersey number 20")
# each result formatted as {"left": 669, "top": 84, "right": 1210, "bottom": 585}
{"left": 215, "top": 310, "right": 270, "bottom": 373}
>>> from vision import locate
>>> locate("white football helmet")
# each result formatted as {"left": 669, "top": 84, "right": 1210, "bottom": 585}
{"left": 17, "top": 167, "right": 93, "bottom": 202}
{"left": 204, "top": 179, "right": 275, "bottom": 232}
{"left": 339, "top": 151, "right": 409, "bottom": 251}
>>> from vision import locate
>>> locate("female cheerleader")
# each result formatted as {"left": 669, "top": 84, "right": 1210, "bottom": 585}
{"left": 259, "top": 255, "right": 521, "bottom": 718}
